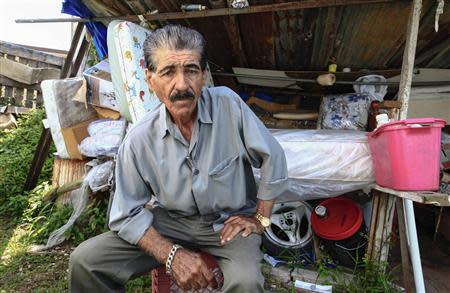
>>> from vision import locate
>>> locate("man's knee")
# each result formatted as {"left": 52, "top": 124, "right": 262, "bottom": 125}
{"left": 69, "top": 239, "right": 96, "bottom": 274}
{"left": 223, "top": 262, "right": 264, "bottom": 292}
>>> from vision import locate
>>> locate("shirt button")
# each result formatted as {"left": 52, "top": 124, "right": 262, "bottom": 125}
{"left": 193, "top": 169, "right": 199, "bottom": 175}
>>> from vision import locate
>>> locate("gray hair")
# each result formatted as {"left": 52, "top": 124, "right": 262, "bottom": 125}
{"left": 143, "top": 25, "right": 207, "bottom": 72}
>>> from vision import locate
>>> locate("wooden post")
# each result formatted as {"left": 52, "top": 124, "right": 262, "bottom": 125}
{"left": 396, "top": 198, "right": 413, "bottom": 293}
{"left": 395, "top": 0, "right": 424, "bottom": 292}
{"left": 397, "top": 0, "right": 423, "bottom": 120}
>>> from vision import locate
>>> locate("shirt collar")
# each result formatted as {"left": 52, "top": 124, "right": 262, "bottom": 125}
{"left": 197, "top": 92, "right": 212, "bottom": 124}
{"left": 158, "top": 104, "right": 170, "bottom": 139}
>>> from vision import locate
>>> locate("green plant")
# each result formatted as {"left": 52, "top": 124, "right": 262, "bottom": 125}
{"left": 316, "top": 255, "right": 402, "bottom": 293}
{"left": 66, "top": 197, "right": 109, "bottom": 246}
{"left": 0, "top": 109, "right": 55, "bottom": 216}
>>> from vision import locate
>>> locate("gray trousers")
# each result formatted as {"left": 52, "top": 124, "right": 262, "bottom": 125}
{"left": 69, "top": 208, "right": 264, "bottom": 293}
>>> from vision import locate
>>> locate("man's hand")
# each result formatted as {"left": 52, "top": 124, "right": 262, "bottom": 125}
{"left": 220, "top": 215, "right": 263, "bottom": 245}
{"left": 171, "top": 249, "right": 218, "bottom": 290}
{"left": 137, "top": 227, "right": 217, "bottom": 290}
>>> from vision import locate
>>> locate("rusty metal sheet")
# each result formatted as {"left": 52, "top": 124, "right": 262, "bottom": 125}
{"left": 81, "top": 0, "right": 449, "bottom": 70}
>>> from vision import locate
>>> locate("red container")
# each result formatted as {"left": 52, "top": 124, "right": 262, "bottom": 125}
{"left": 311, "top": 197, "right": 366, "bottom": 267}
{"left": 368, "top": 118, "right": 445, "bottom": 191}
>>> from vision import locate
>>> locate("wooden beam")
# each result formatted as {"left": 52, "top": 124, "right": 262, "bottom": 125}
{"left": 396, "top": 198, "right": 414, "bottom": 293}
{"left": 60, "top": 23, "right": 84, "bottom": 78}
{"left": 16, "top": 0, "right": 399, "bottom": 23}
{"left": 24, "top": 127, "right": 53, "bottom": 190}
{"left": 397, "top": 0, "right": 423, "bottom": 120}
{"left": 0, "top": 76, "right": 42, "bottom": 91}
{"left": 0, "top": 41, "right": 64, "bottom": 66}
{"left": 375, "top": 185, "right": 450, "bottom": 206}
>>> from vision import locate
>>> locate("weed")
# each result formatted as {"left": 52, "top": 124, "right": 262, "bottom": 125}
{"left": 0, "top": 109, "right": 55, "bottom": 217}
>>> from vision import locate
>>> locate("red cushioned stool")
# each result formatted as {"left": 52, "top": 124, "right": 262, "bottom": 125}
{"left": 151, "top": 252, "right": 223, "bottom": 293}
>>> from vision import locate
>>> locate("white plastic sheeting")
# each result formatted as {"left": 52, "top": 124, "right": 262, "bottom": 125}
{"left": 254, "top": 129, "right": 375, "bottom": 201}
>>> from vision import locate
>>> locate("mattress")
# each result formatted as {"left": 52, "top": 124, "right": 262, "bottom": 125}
{"left": 253, "top": 129, "right": 375, "bottom": 201}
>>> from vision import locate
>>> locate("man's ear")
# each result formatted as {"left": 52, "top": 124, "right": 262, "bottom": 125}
{"left": 201, "top": 69, "right": 207, "bottom": 87}
{"left": 145, "top": 68, "right": 154, "bottom": 91}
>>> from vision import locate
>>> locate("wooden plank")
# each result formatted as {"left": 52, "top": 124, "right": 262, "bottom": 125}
{"left": 380, "top": 195, "right": 396, "bottom": 263}
{"left": 0, "top": 76, "right": 42, "bottom": 91}
{"left": 367, "top": 193, "right": 380, "bottom": 259}
{"left": 52, "top": 158, "right": 87, "bottom": 204}
{"left": 2, "top": 105, "right": 30, "bottom": 114}
{"left": 25, "top": 88, "right": 34, "bottom": 108}
{"left": 372, "top": 192, "right": 387, "bottom": 261}
{"left": 24, "top": 128, "right": 52, "bottom": 190}
{"left": 17, "top": 0, "right": 400, "bottom": 23}
{"left": 0, "top": 41, "right": 64, "bottom": 66}
{"left": 397, "top": 0, "right": 423, "bottom": 120}
{"left": 60, "top": 23, "right": 84, "bottom": 78}
{"left": 374, "top": 185, "right": 450, "bottom": 206}
{"left": 35, "top": 92, "right": 43, "bottom": 107}
{"left": 396, "top": 198, "right": 414, "bottom": 293}
{"left": 0, "top": 58, "right": 60, "bottom": 85}
{"left": 70, "top": 37, "right": 90, "bottom": 77}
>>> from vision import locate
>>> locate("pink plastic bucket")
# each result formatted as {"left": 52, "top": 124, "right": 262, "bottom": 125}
{"left": 368, "top": 118, "right": 446, "bottom": 191}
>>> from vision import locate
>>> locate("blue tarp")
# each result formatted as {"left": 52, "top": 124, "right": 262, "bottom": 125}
{"left": 61, "top": 0, "right": 108, "bottom": 59}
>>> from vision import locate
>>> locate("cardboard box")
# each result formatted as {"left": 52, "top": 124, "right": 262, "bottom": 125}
{"left": 60, "top": 118, "right": 97, "bottom": 160}
{"left": 83, "top": 60, "right": 119, "bottom": 112}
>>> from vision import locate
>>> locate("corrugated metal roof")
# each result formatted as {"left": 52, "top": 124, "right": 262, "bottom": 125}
{"left": 82, "top": 0, "right": 450, "bottom": 71}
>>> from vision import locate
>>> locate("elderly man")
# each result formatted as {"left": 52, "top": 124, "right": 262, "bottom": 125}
{"left": 69, "top": 25, "right": 288, "bottom": 292}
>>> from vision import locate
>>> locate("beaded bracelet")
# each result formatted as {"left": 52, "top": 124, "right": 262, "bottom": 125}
{"left": 165, "top": 244, "right": 183, "bottom": 275}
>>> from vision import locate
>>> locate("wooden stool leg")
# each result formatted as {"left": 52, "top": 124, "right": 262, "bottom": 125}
{"left": 396, "top": 198, "right": 413, "bottom": 293}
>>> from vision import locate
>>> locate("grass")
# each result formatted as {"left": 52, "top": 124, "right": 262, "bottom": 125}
{"left": 0, "top": 111, "right": 150, "bottom": 292}
{"left": 0, "top": 217, "right": 69, "bottom": 293}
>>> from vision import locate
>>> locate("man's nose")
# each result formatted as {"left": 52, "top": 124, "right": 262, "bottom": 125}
{"left": 174, "top": 72, "right": 189, "bottom": 91}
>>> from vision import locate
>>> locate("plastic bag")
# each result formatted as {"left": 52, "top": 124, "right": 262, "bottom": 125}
{"left": 353, "top": 75, "right": 387, "bottom": 102}
{"left": 78, "top": 119, "right": 126, "bottom": 157}
{"left": 253, "top": 129, "right": 375, "bottom": 201}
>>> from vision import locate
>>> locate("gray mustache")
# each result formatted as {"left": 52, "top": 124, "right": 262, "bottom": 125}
{"left": 169, "top": 91, "right": 195, "bottom": 102}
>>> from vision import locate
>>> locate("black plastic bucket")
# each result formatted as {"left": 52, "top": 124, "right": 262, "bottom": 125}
{"left": 311, "top": 197, "right": 367, "bottom": 267}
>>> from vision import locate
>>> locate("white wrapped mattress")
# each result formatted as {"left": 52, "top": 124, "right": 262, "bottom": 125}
{"left": 254, "top": 129, "right": 375, "bottom": 201}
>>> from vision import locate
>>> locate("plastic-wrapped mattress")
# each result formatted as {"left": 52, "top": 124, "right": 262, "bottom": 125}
{"left": 254, "top": 129, "right": 375, "bottom": 201}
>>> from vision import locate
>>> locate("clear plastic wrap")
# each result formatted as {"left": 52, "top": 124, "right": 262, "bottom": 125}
{"left": 253, "top": 129, "right": 375, "bottom": 201}
{"left": 78, "top": 119, "right": 127, "bottom": 157}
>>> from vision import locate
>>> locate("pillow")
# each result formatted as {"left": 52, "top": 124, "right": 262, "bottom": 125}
{"left": 318, "top": 93, "right": 371, "bottom": 131}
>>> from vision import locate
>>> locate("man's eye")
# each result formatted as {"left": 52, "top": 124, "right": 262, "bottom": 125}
{"left": 186, "top": 69, "right": 199, "bottom": 75}
{"left": 161, "top": 71, "right": 173, "bottom": 76}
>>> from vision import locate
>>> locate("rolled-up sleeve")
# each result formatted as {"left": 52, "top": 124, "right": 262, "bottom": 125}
{"left": 108, "top": 141, "right": 154, "bottom": 244}
{"left": 239, "top": 98, "right": 289, "bottom": 200}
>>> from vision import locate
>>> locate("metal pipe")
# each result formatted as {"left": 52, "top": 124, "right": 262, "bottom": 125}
{"left": 212, "top": 71, "right": 450, "bottom": 87}
{"left": 15, "top": 0, "right": 399, "bottom": 23}
{"left": 403, "top": 199, "right": 426, "bottom": 293}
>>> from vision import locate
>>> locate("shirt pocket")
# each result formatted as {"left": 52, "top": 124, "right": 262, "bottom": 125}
{"left": 207, "top": 155, "right": 245, "bottom": 211}
{"left": 208, "top": 155, "right": 239, "bottom": 177}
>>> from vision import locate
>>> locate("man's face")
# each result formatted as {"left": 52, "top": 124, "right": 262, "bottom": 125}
{"left": 145, "top": 48, "right": 206, "bottom": 119}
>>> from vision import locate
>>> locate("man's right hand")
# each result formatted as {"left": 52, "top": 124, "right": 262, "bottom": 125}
{"left": 171, "top": 249, "right": 218, "bottom": 290}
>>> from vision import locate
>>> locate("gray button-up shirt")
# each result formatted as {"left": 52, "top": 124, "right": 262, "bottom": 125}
{"left": 109, "top": 86, "right": 288, "bottom": 244}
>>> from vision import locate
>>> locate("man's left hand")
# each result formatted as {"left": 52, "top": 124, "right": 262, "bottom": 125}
{"left": 220, "top": 215, "right": 263, "bottom": 245}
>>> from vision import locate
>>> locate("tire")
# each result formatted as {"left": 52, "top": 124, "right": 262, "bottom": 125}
{"left": 262, "top": 201, "right": 313, "bottom": 259}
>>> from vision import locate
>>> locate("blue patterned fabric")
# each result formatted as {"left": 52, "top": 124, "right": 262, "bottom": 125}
{"left": 319, "top": 94, "right": 371, "bottom": 131}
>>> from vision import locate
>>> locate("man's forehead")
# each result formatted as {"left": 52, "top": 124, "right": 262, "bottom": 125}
{"left": 153, "top": 48, "right": 201, "bottom": 69}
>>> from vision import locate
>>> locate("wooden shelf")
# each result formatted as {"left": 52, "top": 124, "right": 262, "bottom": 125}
{"left": 374, "top": 185, "right": 450, "bottom": 206}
